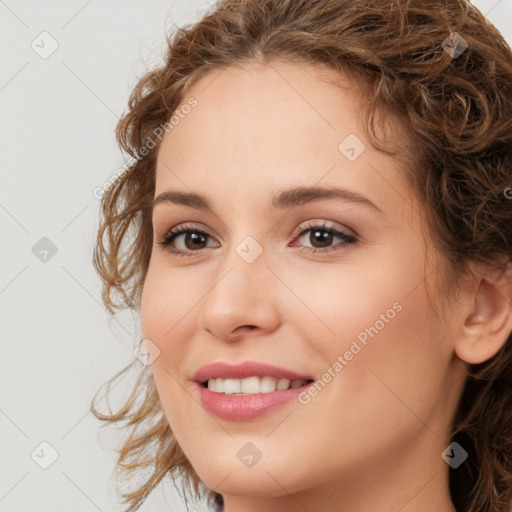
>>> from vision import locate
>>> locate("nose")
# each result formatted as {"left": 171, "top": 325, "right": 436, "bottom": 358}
{"left": 197, "top": 245, "right": 281, "bottom": 342}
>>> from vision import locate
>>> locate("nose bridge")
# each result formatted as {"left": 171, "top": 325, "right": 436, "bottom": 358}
{"left": 206, "top": 234, "right": 269, "bottom": 308}
{"left": 198, "top": 233, "right": 280, "bottom": 339}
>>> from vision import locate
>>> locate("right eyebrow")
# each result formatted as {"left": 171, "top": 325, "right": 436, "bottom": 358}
{"left": 152, "top": 190, "right": 211, "bottom": 212}
{"left": 271, "top": 185, "right": 382, "bottom": 213}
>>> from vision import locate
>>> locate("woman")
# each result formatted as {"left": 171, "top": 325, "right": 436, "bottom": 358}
{"left": 91, "top": 1, "right": 512, "bottom": 511}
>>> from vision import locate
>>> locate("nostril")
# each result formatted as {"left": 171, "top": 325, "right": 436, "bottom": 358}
{"left": 232, "top": 325, "right": 258, "bottom": 336}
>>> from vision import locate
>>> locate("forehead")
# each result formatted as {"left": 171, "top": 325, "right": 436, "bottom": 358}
{"left": 160, "top": 60, "right": 363, "bottom": 166}
{"left": 154, "top": 60, "right": 415, "bottom": 216}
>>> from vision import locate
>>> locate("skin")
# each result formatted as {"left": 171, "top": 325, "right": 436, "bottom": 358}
{"left": 140, "top": 59, "right": 512, "bottom": 512}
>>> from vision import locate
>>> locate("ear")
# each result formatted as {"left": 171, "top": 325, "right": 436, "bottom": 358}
{"left": 453, "top": 260, "right": 512, "bottom": 365}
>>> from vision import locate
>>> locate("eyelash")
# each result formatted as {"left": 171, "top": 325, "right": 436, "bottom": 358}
{"left": 156, "top": 221, "right": 358, "bottom": 258}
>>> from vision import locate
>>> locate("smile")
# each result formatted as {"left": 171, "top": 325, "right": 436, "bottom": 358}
{"left": 195, "top": 379, "right": 315, "bottom": 421}
{"left": 202, "top": 376, "right": 312, "bottom": 394}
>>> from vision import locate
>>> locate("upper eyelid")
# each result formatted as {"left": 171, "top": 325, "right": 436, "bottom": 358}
{"left": 162, "top": 220, "right": 353, "bottom": 244}
{"left": 164, "top": 219, "right": 347, "bottom": 233}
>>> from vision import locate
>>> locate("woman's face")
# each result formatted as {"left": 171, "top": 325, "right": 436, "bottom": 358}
{"left": 141, "top": 60, "right": 466, "bottom": 509}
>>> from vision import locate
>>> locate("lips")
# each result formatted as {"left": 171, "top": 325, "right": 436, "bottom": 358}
{"left": 190, "top": 361, "right": 316, "bottom": 421}
{"left": 192, "top": 360, "right": 315, "bottom": 384}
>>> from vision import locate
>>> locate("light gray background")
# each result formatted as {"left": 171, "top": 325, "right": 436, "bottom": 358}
{"left": 1, "top": 1, "right": 511, "bottom": 511}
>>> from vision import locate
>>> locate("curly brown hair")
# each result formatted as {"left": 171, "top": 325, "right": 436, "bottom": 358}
{"left": 90, "top": 1, "right": 512, "bottom": 511}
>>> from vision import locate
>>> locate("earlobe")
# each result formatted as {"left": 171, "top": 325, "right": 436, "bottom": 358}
{"left": 454, "top": 261, "right": 512, "bottom": 366}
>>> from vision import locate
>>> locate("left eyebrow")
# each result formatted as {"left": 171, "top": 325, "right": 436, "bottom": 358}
{"left": 271, "top": 185, "right": 383, "bottom": 213}
{"left": 151, "top": 185, "right": 383, "bottom": 214}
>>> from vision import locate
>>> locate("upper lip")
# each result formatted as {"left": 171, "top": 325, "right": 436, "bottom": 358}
{"left": 193, "top": 361, "right": 315, "bottom": 383}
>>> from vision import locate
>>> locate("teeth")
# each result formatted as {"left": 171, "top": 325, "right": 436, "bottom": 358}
{"left": 205, "top": 376, "right": 309, "bottom": 394}
{"left": 241, "top": 376, "right": 260, "bottom": 394}
{"left": 224, "top": 378, "right": 241, "bottom": 394}
{"left": 260, "top": 376, "right": 277, "bottom": 393}
{"left": 215, "top": 378, "right": 225, "bottom": 393}
{"left": 276, "top": 378, "right": 292, "bottom": 391}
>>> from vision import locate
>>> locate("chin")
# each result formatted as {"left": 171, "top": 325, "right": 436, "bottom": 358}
{"left": 187, "top": 444, "right": 307, "bottom": 498}
{"left": 199, "top": 469, "right": 300, "bottom": 498}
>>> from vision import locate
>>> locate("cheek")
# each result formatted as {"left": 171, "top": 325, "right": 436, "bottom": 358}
{"left": 140, "top": 267, "right": 192, "bottom": 431}
{"left": 140, "top": 271, "right": 169, "bottom": 344}
{"left": 286, "top": 251, "right": 448, "bottom": 405}
{"left": 285, "top": 272, "right": 448, "bottom": 469}
{"left": 274, "top": 255, "right": 408, "bottom": 349}
{"left": 140, "top": 258, "right": 197, "bottom": 344}
{"left": 140, "top": 259, "right": 206, "bottom": 402}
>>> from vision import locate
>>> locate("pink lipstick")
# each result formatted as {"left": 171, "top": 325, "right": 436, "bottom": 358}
{"left": 192, "top": 361, "right": 315, "bottom": 421}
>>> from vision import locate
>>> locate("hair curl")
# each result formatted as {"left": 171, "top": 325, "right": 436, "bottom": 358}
{"left": 91, "top": 1, "right": 512, "bottom": 511}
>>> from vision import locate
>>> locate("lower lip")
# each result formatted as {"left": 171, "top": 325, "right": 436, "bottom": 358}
{"left": 195, "top": 381, "right": 313, "bottom": 421}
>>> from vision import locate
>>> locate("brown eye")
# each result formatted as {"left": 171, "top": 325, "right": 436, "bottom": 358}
{"left": 292, "top": 222, "right": 358, "bottom": 254}
{"left": 181, "top": 232, "right": 208, "bottom": 250}
{"left": 157, "top": 224, "right": 218, "bottom": 258}
{"left": 306, "top": 228, "right": 335, "bottom": 248}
